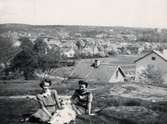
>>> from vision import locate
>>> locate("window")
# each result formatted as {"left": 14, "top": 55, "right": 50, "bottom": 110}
{"left": 152, "top": 57, "right": 156, "bottom": 61}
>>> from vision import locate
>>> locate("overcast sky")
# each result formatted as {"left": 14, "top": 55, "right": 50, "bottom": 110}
{"left": 0, "top": 0, "right": 167, "bottom": 28}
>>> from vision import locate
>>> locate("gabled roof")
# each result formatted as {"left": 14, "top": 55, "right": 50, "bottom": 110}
{"left": 72, "top": 61, "right": 125, "bottom": 82}
{"left": 60, "top": 47, "right": 74, "bottom": 53}
{"left": 120, "top": 64, "right": 136, "bottom": 76}
{"left": 134, "top": 50, "right": 167, "bottom": 63}
{"left": 38, "top": 35, "right": 57, "bottom": 40}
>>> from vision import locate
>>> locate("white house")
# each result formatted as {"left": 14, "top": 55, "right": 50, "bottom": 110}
{"left": 62, "top": 48, "right": 75, "bottom": 58}
{"left": 39, "top": 36, "right": 62, "bottom": 49}
{"left": 134, "top": 50, "right": 167, "bottom": 82}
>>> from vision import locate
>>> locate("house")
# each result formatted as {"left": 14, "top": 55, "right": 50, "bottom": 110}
{"left": 71, "top": 61, "right": 126, "bottom": 83}
{"left": 38, "top": 36, "right": 62, "bottom": 48}
{"left": 82, "top": 46, "right": 99, "bottom": 55}
{"left": 108, "top": 66, "right": 126, "bottom": 82}
{"left": 134, "top": 50, "right": 167, "bottom": 82}
{"left": 120, "top": 64, "right": 136, "bottom": 81}
{"left": 61, "top": 48, "right": 75, "bottom": 58}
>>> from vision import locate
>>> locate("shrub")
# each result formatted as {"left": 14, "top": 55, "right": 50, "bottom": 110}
{"left": 138, "top": 64, "right": 164, "bottom": 84}
{"left": 124, "top": 99, "right": 141, "bottom": 106}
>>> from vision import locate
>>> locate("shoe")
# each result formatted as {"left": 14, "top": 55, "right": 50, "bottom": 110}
{"left": 69, "top": 120, "right": 76, "bottom": 124}
{"left": 20, "top": 117, "right": 29, "bottom": 122}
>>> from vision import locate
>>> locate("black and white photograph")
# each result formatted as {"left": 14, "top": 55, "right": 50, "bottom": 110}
{"left": 0, "top": 0, "right": 167, "bottom": 124}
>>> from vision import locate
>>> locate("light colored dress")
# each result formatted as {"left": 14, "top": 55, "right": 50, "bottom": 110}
{"left": 71, "top": 89, "right": 93, "bottom": 115}
{"left": 32, "top": 90, "right": 60, "bottom": 122}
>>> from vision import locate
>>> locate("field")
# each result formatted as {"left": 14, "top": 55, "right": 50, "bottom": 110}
{"left": 1, "top": 55, "right": 167, "bottom": 124}
{"left": 1, "top": 80, "right": 167, "bottom": 124}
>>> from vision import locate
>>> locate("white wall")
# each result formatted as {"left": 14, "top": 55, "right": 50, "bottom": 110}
{"left": 135, "top": 52, "right": 167, "bottom": 82}
{"left": 109, "top": 70, "right": 124, "bottom": 83}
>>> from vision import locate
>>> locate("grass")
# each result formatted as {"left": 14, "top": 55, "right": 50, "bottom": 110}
{"left": 1, "top": 80, "right": 167, "bottom": 124}
{"left": 0, "top": 79, "right": 111, "bottom": 96}
{"left": 0, "top": 99, "right": 38, "bottom": 124}
{"left": 0, "top": 80, "right": 42, "bottom": 96}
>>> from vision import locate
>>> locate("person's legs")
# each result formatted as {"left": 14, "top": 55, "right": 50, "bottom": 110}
{"left": 69, "top": 120, "right": 76, "bottom": 124}
{"left": 28, "top": 115, "right": 41, "bottom": 122}
{"left": 31, "top": 109, "right": 50, "bottom": 123}
{"left": 71, "top": 104, "right": 85, "bottom": 115}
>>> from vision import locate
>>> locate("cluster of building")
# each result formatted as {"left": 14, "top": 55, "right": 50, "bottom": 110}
{"left": 4, "top": 30, "right": 167, "bottom": 59}
{"left": 2, "top": 31, "right": 167, "bottom": 82}
{"left": 70, "top": 49, "right": 167, "bottom": 83}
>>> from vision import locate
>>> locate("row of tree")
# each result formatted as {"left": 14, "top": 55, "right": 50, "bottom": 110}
{"left": 8, "top": 37, "right": 61, "bottom": 80}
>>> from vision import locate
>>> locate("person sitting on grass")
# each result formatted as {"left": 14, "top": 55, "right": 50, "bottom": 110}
{"left": 71, "top": 80, "right": 93, "bottom": 116}
{"left": 23, "top": 79, "right": 62, "bottom": 123}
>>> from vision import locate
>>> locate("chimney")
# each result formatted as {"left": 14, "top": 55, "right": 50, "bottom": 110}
{"left": 94, "top": 59, "right": 100, "bottom": 68}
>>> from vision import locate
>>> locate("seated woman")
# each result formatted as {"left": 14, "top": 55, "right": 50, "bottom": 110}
{"left": 71, "top": 80, "right": 93, "bottom": 116}
{"left": 24, "top": 79, "right": 62, "bottom": 123}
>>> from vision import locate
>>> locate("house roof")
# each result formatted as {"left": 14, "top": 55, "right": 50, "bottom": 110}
{"left": 38, "top": 35, "right": 57, "bottom": 40}
{"left": 72, "top": 61, "right": 125, "bottom": 82}
{"left": 61, "top": 47, "right": 74, "bottom": 53}
{"left": 134, "top": 50, "right": 167, "bottom": 63}
{"left": 120, "top": 64, "right": 136, "bottom": 76}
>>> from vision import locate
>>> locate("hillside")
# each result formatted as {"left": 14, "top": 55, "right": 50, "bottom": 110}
{"left": 1, "top": 81, "right": 167, "bottom": 124}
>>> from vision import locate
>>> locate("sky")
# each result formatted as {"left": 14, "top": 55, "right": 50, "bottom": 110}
{"left": 0, "top": 0, "right": 167, "bottom": 28}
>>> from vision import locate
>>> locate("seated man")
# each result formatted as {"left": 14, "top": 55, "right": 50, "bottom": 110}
{"left": 71, "top": 80, "right": 93, "bottom": 115}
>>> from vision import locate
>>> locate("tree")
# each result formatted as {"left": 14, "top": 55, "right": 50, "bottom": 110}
{"left": 0, "top": 36, "right": 21, "bottom": 77}
{"left": 33, "top": 37, "right": 49, "bottom": 54}
{"left": 0, "top": 36, "right": 17, "bottom": 64}
{"left": 75, "top": 39, "right": 88, "bottom": 58}
{"left": 19, "top": 37, "right": 34, "bottom": 51}
{"left": 138, "top": 64, "right": 164, "bottom": 84}
{"left": 33, "top": 37, "right": 62, "bottom": 77}
{"left": 11, "top": 37, "right": 37, "bottom": 80}
{"left": 12, "top": 50, "right": 37, "bottom": 80}
{"left": 34, "top": 37, "right": 56, "bottom": 72}
{"left": 11, "top": 36, "right": 66, "bottom": 80}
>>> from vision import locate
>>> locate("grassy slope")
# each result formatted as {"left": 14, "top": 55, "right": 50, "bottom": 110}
{"left": 1, "top": 80, "right": 167, "bottom": 124}
{"left": 0, "top": 55, "right": 167, "bottom": 124}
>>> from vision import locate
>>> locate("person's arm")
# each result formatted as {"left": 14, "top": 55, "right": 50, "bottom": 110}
{"left": 53, "top": 90, "right": 62, "bottom": 109}
{"left": 26, "top": 95, "right": 36, "bottom": 100}
{"left": 42, "top": 106, "right": 52, "bottom": 118}
{"left": 87, "top": 92, "right": 93, "bottom": 115}
{"left": 36, "top": 95, "right": 52, "bottom": 118}
{"left": 70, "top": 90, "right": 78, "bottom": 104}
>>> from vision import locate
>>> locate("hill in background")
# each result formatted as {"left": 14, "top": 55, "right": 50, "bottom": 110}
{"left": 1, "top": 23, "right": 167, "bottom": 42}
{"left": 1, "top": 23, "right": 167, "bottom": 60}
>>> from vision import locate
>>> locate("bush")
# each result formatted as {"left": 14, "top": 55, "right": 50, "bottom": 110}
{"left": 124, "top": 99, "right": 141, "bottom": 106}
{"left": 138, "top": 64, "right": 164, "bottom": 84}
{"left": 150, "top": 101, "right": 167, "bottom": 112}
